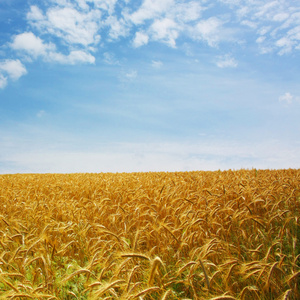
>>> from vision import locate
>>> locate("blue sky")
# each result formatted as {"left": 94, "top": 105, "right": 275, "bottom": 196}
{"left": 0, "top": 0, "right": 299, "bottom": 173}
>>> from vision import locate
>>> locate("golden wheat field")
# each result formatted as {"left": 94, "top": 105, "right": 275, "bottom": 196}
{"left": 0, "top": 169, "right": 299, "bottom": 300}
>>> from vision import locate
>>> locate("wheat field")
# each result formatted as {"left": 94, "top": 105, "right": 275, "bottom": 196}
{"left": 0, "top": 169, "right": 299, "bottom": 299}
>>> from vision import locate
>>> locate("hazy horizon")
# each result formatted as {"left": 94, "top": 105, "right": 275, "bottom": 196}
{"left": 1, "top": 0, "right": 300, "bottom": 173}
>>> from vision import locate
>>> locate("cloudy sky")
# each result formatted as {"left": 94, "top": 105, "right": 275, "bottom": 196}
{"left": 0, "top": 0, "right": 299, "bottom": 173}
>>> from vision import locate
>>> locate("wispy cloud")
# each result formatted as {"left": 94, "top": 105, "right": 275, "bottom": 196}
{"left": 279, "top": 92, "right": 293, "bottom": 104}
{"left": 1, "top": 139, "right": 299, "bottom": 174}
{"left": 103, "top": 52, "right": 119, "bottom": 65}
{"left": 279, "top": 92, "right": 300, "bottom": 104}
{"left": 125, "top": 70, "right": 137, "bottom": 80}
{"left": 216, "top": 54, "right": 238, "bottom": 68}
{"left": 192, "top": 17, "right": 224, "bottom": 47}
{"left": 151, "top": 60, "right": 163, "bottom": 68}
{"left": 47, "top": 50, "right": 95, "bottom": 64}
{"left": 276, "top": 37, "right": 296, "bottom": 55}
{"left": 36, "top": 110, "right": 46, "bottom": 118}
{"left": 127, "top": 0, "right": 174, "bottom": 25}
{"left": 90, "top": 0, "right": 118, "bottom": 14}
{"left": 0, "top": 75, "right": 7, "bottom": 89}
{"left": 233, "top": 0, "right": 300, "bottom": 54}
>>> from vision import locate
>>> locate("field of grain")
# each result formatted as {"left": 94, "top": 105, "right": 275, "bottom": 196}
{"left": 0, "top": 169, "right": 299, "bottom": 299}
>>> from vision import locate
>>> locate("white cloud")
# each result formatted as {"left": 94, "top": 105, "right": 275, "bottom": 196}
{"left": 0, "top": 59, "right": 27, "bottom": 89}
{"left": 48, "top": 50, "right": 95, "bottom": 64}
{"left": 50, "top": 0, "right": 70, "bottom": 7}
{"left": 256, "top": 36, "right": 265, "bottom": 43}
{"left": 241, "top": 20, "right": 257, "bottom": 29}
{"left": 0, "top": 59, "right": 27, "bottom": 81}
{"left": 10, "top": 32, "right": 95, "bottom": 65}
{"left": 128, "top": 0, "right": 174, "bottom": 25}
{"left": 219, "top": 0, "right": 241, "bottom": 5}
{"left": 258, "top": 26, "right": 271, "bottom": 36}
{"left": 236, "top": 6, "right": 250, "bottom": 19}
{"left": 254, "top": 1, "right": 279, "bottom": 20}
{"left": 133, "top": 32, "right": 149, "bottom": 47}
{"left": 125, "top": 70, "right": 137, "bottom": 80}
{"left": 216, "top": 54, "right": 238, "bottom": 68}
{"left": 150, "top": 18, "right": 178, "bottom": 47}
{"left": 273, "top": 12, "right": 289, "bottom": 22}
{"left": 2, "top": 0, "right": 300, "bottom": 90}
{"left": 105, "top": 16, "right": 129, "bottom": 40}
{"left": 21, "top": 0, "right": 300, "bottom": 60}
{"left": 287, "top": 25, "right": 300, "bottom": 44}
{"left": 152, "top": 60, "right": 163, "bottom": 68}
{"left": 27, "top": 5, "right": 44, "bottom": 21}
{"left": 37, "top": 110, "right": 46, "bottom": 118}
{"left": 0, "top": 74, "right": 8, "bottom": 89}
{"left": 126, "top": 0, "right": 204, "bottom": 48}
{"left": 170, "top": 1, "right": 203, "bottom": 23}
{"left": 74, "top": 0, "right": 90, "bottom": 10}
{"left": 224, "top": 1, "right": 300, "bottom": 54}
{"left": 10, "top": 32, "right": 55, "bottom": 58}
{"left": 87, "top": 0, "right": 118, "bottom": 14}
{"left": 28, "top": 4, "right": 101, "bottom": 47}
{"left": 193, "top": 17, "right": 223, "bottom": 47}
{"left": 103, "top": 52, "right": 119, "bottom": 65}
{"left": 276, "top": 37, "right": 295, "bottom": 54}
{"left": 46, "top": 7, "right": 101, "bottom": 46}
{"left": 279, "top": 92, "right": 294, "bottom": 104}
{"left": 278, "top": 92, "right": 300, "bottom": 104}
{"left": 281, "top": 12, "right": 300, "bottom": 30}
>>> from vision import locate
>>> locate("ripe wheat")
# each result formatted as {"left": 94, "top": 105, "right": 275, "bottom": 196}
{"left": 0, "top": 169, "right": 299, "bottom": 299}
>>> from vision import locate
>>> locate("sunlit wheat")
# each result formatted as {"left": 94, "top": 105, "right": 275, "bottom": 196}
{"left": 0, "top": 169, "right": 299, "bottom": 299}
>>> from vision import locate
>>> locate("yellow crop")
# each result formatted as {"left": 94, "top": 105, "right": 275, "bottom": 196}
{"left": 0, "top": 169, "right": 299, "bottom": 299}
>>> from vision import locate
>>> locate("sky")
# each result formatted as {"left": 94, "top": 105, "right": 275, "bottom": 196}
{"left": 0, "top": 0, "right": 300, "bottom": 174}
